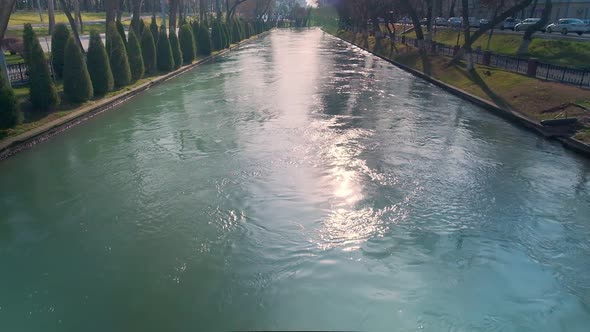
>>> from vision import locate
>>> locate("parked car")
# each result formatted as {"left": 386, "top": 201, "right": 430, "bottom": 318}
{"left": 514, "top": 18, "right": 542, "bottom": 31}
{"left": 420, "top": 18, "right": 428, "bottom": 25}
{"left": 546, "top": 18, "right": 589, "bottom": 35}
{"left": 448, "top": 17, "right": 462, "bottom": 28}
{"left": 501, "top": 18, "right": 520, "bottom": 30}
{"left": 435, "top": 17, "right": 448, "bottom": 26}
{"left": 398, "top": 17, "right": 412, "bottom": 24}
{"left": 479, "top": 18, "right": 489, "bottom": 27}
{"left": 468, "top": 17, "right": 479, "bottom": 27}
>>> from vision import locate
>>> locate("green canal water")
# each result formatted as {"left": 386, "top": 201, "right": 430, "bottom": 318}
{"left": 1, "top": 29, "right": 590, "bottom": 331}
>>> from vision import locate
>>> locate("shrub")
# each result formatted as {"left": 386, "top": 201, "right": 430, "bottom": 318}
{"left": 25, "top": 25, "right": 60, "bottom": 110}
{"left": 63, "top": 36, "right": 93, "bottom": 103}
{"left": 195, "top": 23, "right": 212, "bottom": 56}
{"left": 140, "top": 27, "right": 157, "bottom": 74}
{"left": 22, "top": 23, "right": 35, "bottom": 64}
{"left": 50, "top": 23, "right": 70, "bottom": 79}
{"left": 150, "top": 15, "right": 159, "bottom": 43}
{"left": 191, "top": 20, "right": 200, "bottom": 48}
{"left": 169, "top": 28, "right": 182, "bottom": 69}
{"left": 87, "top": 30, "right": 114, "bottom": 96}
{"left": 106, "top": 22, "right": 131, "bottom": 87}
{"left": 0, "top": 73, "right": 22, "bottom": 129}
{"left": 211, "top": 20, "right": 223, "bottom": 51}
{"left": 131, "top": 18, "right": 145, "bottom": 36}
{"left": 116, "top": 20, "right": 127, "bottom": 49}
{"left": 222, "top": 22, "right": 230, "bottom": 48}
{"left": 179, "top": 23, "right": 196, "bottom": 64}
{"left": 156, "top": 25, "right": 174, "bottom": 72}
{"left": 231, "top": 20, "right": 241, "bottom": 43}
{"left": 127, "top": 28, "right": 144, "bottom": 81}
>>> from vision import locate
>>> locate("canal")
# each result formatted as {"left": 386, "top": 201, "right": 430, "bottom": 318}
{"left": 1, "top": 29, "right": 590, "bottom": 331}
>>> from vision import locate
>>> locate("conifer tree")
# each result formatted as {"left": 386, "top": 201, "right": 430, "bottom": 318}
{"left": 106, "top": 22, "right": 131, "bottom": 87}
{"left": 63, "top": 36, "right": 93, "bottom": 103}
{"left": 156, "top": 25, "right": 174, "bottom": 72}
{"left": 169, "top": 28, "right": 182, "bottom": 70}
{"left": 50, "top": 23, "right": 70, "bottom": 79}
{"left": 86, "top": 30, "right": 114, "bottom": 96}
{"left": 0, "top": 72, "right": 22, "bottom": 129}
{"left": 127, "top": 29, "right": 145, "bottom": 81}
{"left": 196, "top": 23, "right": 212, "bottom": 56}
{"left": 140, "top": 27, "right": 157, "bottom": 74}
{"left": 179, "top": 23, "right": 196, "bottom": 64}
{"left": 23, "top": 24, "right": 59, "bottom": 110}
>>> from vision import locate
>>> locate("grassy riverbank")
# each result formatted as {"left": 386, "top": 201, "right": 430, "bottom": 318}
{"left": 329, "top": 29, "right": 590, "bottom": 144}
{"left": 403, "top": 29, "right": 590, "bottom": 69}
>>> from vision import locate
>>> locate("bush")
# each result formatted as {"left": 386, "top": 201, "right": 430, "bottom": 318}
{"left": 150, "top": 15, "right": 159, "bottom": 44}
{"left": 63, "top": 36, "right": 93, "bottom": 103}
{"left": 179, "top": 23, "right": 196, "bottom": 64}
{"left": 22, "top": 23, "right": 35, "bottom": 64}
{"left": 156, "top": 25, "right": 174, "bottom": 72}
{"left": 106, "top": 22, "right": 131, "bottom": 87}
{"left": 195, "top": 23, "right": 212, "bottom": 56}
{"left": 231, "top": 20, "right": 241, "bottom": 43}
{"left": 24, "top": 25, "right": 60, "bottom": 110}
{"left": 87, "top": 30, "right": 114, "bottom": 96}
{"left": 169, "top": 28, "right": 182, "bottom": 69}
{"left": 211, "top": 20, "right": 223, "bottom": 51}
{"left": 140, "top": 27, "right": 157, "bottom": 74}
{"left": 222, "top": 22, "right": 230, "bottom": 48}
{"left": 127, "top": 28, "right": 144, "bottom": 81}
{"left": 131, "top": 18, "right": 145, "bottom": 36}
{"left": 0, "top": 73, "right": 22, "bottom": 129}
{"left": 50, "top": 23, "right": 70, "bottom": 79}
{"left": 116, "top": 20, "right": 127, "bottom": 49}
{"left": 191, "top": 20, "right": 200, "bottom": 48}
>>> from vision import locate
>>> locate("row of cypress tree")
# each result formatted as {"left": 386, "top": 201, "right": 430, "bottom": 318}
{"left": 1, "top": 18, "right": 274, "bottom": 130}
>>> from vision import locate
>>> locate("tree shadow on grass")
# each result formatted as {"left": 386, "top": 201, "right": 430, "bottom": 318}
{"left": 457, "top": 67, "right": 511, "bottom": 110}
{"left": 419, "top": 50, "right": 432, "bottom": 76}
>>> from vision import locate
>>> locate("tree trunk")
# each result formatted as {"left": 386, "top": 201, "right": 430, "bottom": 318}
{"left": 106, "top": 0, "right": 118, "bottom": 26}
{"left": 0, "top": 0, "right": 16, "bottom": 42}
{"left": 517, "top": 0, "right": 552, "bottom": 55}
{"left": 73, "top": 0, "right": 80, "bottom": 33}
{"left": 169, "top": 0, "right": 178, "bottom": 32}
{"left": 131, "top": 0, "right": 142, "bottom": 34}
{"left": 460, "top": 0, "right": 474, "bottom": 70}
{"left": 160, "top": 0, "right": 167, "bottom": 28}
{"left": 401, "top": 0, "right": 424, "bottom": 45}
{"left": 449, "top": 0, "right": 456, "bottom": 17}
{"left": 48, "top": 0, "right": 56, "bottom": 35}
{"left": 58, "top": 0, "right": 84, "bottom": 51}
{"left": 117, "top": 0, "right": 124, "bottom": 21}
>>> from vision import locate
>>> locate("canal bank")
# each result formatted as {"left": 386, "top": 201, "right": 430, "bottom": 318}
{"left": 0, "top": 30, "right": 274, "bottom": 161}
{"left": 324, "top": 29, "right": 590, "bottom": 158}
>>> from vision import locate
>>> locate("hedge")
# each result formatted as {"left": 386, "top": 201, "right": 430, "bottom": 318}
{"left": 127, "top": 28, "right": 145, "bottom": 81}
{"left": 86, "top": 30, "right": 114, "bottom": 96}
{"left": 50, "top": 23, "right": 70, "bottom": 79}
{"left": 63, "top": 35, "right": 93, "bottom": 103}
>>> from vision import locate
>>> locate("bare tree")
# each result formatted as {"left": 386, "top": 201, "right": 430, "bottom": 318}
{"left": 517, "top": 0, "right": 551, "bottom": 55}
{"left": 58, "top": 0, "right": 85, "bottom": 51}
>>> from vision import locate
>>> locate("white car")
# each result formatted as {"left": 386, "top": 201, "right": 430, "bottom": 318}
{"left": 546, "top": 18, "right": 589, "bottom": 35}
{"left": 435, "top": 17, "right": 448, "bottom": 26}
{"left": 514, "top": 18, "right": 542, "bottom": 31}
{"left": 501, "top": 18, "right": 520, "bottom": 30}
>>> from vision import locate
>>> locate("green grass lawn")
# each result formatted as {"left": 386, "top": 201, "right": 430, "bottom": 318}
{"left": 4, "top": 53, "right": 24, "bottom": 64}
{"left": 405, "top": 29, "right": 590, "bottom": 69}
{"left": 8, "top": 11, "right": 107, "bottom": 25}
